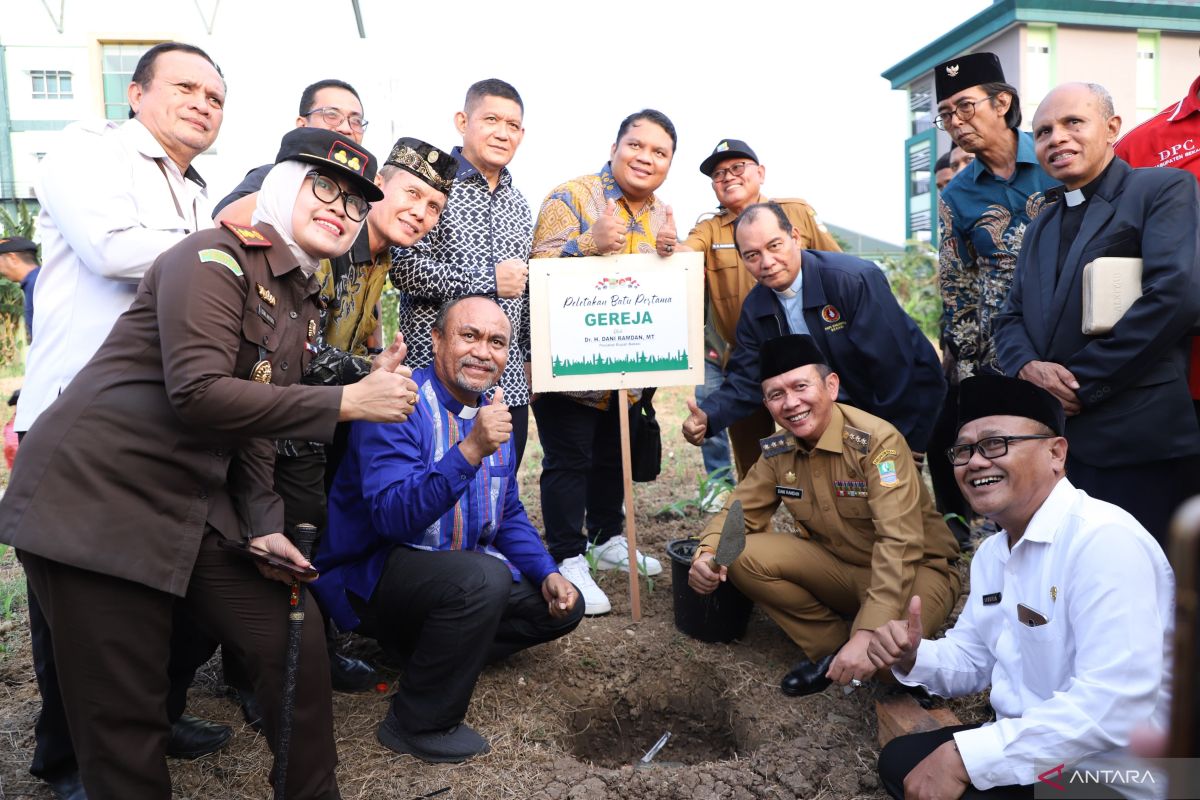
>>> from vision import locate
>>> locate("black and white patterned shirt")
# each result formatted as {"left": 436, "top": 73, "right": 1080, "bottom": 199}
{"left": 390, "top": 147, "right": 533, "bottom": 405}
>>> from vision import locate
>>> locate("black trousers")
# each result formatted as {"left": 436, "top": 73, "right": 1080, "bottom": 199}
{"left": 21, "top": 531, "right": 338, "bottom": 800}
{"left": 1067, "top": 452, "right": 1200, "bottom": 546}
{"left": 511, "top": 403, "right": 530, "bottom": 469}
{"left": 357, "top": 546, "right": 583, "bottom": 733}
{"left": 878, "top": 724, "right": 1032, "bottom": 799}
{"left": 927, "top": 383, "right": 972, "bottom": 521}
{"left": 20, "top": 431, "right": 202, "bottom": 782}
{"left": 532, "top": 393, "right": 632, "bottom": 563}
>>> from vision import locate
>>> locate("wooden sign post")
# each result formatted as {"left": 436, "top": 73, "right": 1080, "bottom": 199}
{"left": 530, "top": 252, "right": 704, "bottom": 621}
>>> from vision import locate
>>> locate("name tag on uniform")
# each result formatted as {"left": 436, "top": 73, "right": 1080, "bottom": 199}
{"left": 712, "top": 243, "right": 736, "bottom": 250}
{"left": 776, "top": 486, "right": 803, "bottom": 498}
{"left": 982, "top": 592, "right": 1002, "bottom": 606}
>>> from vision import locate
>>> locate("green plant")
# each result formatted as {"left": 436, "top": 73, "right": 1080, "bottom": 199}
{"left": 657, "top": 466, "right": 735, "bottom": 518}
{"left": 879, "top": 241, "right": 941, "bottom": 341}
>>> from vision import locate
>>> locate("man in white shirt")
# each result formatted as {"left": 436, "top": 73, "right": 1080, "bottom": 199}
{"left": 15, "top": 41, "right": 228, "bottom": 800}
{"left": 872, "top": 374, "right": 1173, "bottom": 800}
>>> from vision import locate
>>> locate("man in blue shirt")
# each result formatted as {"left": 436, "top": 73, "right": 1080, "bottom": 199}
{"left": 314, "top": 295, "right": 582, "bottom": 763}
{"left": 0, "top": 236, "right": 40, "bottom": 341}
{"left": 930, "top": 52, "right": 1056, "bottom": 542}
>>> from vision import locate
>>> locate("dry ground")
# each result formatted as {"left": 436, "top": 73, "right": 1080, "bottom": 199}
{"left": 0, "top": 384, "right": 987, "bottom": 800}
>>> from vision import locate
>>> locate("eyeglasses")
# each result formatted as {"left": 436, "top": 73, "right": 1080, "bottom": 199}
{"left": 933, "top": 95, "right": 996, "bottom": 130}
{"left": 711, "top": 161, "right": 755, "bottom": 183}
{"left": 303, "top": 106, "right": 368, "bottom": 132}
{"left": 946, "top": 434, "right": 1053, "bottom": 466}
{"left": 306, "top": 171, "right": 370, "bottom": 222}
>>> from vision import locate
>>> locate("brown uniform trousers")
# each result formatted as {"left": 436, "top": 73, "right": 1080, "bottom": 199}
{"left": 698, "top": 404, "right": 960, "bottom": 660}
{"left": 683, "top": 196, "right": 842, "bottom": 479}
{"left": 2, "top": 223, "right": 343, "bottom": 799}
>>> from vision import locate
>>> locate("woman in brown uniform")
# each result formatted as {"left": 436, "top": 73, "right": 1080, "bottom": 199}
{"left": 0, "top": 127, "right": 414, "bottom": 799}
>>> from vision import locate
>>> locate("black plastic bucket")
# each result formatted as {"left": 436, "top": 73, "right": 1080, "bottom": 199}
{"left": 667, "top": 538, "right": 754, "bottom": 643}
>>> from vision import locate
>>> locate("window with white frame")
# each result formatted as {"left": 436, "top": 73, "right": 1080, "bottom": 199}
{"left": 31, "top": 70, "right": 73, "bottom": 100}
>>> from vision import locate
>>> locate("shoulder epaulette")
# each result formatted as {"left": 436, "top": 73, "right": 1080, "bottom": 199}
{"left": 842, "top": 425, "right": 871, "bottom": 454}
{"left": 771, "top": 197, "right": 815, "bottom": 210}
{"left": 759, "top": 432, "right": 796, "bottom": 457}
{"left": 220, "top": 220, "right": 271, "bottom": 248}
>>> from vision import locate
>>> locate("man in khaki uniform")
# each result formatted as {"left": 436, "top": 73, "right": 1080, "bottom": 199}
{"left": 690, "top": 334, "right": 960, "bottom": 697}
{"left": 678, "top": 139, "right": 841, "bottom": 479}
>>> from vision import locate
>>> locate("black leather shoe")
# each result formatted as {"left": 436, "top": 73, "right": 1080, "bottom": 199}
{"left": 166, "top": 713, "right": 233, "bottom": 759}
{"left": 780, "top": 652, "right": 836, "bottom": 697}
{"left": 329, "top": 651, "right": 377, "bottom": 693}
{"left": 235, "top": 687, "right": 265, "bottom": 733}
{"left": 45, "top": 770, "right": 87, "bottom": 800}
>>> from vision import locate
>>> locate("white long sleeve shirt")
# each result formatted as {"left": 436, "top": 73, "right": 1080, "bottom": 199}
{"left": 16, "top": 118, "right": 211, "bottom": 431}
{"left": 898, "top": 478, "right": 1174, "bottom": 798}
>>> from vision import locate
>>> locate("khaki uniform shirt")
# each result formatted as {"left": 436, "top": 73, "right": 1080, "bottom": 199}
{"left": 699, "top": 403, "right": 959, "bottom": 632}
{"left": 683, "top": 195, "right": 840, "bottom": 349}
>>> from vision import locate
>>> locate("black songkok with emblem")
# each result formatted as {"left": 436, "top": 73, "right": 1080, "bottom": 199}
{"left": 957, "top": 375, "right": 1065, "bottom": 436}
{"left": 384, "top": 137, "right": 456, "bottom": 196}
{"left": 759, "top": 334, "right": 828, "bottom": 382}
{"left": 274, "top": 127, "right": 384, "bottom": 201}
{"left": 934, "top": 52, "right": 1005, "bottom": 102}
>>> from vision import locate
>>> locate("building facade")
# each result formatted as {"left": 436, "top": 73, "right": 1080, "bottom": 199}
{"left": 883, "top": 0, "right": 1200, "bottom": 244}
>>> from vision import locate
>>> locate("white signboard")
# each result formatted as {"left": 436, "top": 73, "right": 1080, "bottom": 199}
{"left": 530, "top": 252, "right": 705, "bottom": 393}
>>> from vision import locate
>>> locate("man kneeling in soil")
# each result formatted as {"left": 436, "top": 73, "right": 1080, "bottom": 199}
{"left": 689, "top": 334, "right": 960, "bottom": 696}
{"left": 873, "top": 375, "right": 1174, "bottom": 799}
{"left": 312, "top": 295, "right": 583, "bottom": 762}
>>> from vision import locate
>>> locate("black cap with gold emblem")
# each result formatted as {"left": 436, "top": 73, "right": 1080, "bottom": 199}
{"left": 384, "top": 137, "right": 456, "bottom": 196}
{"left": 274, "top": 127, "right": 384, "bottom": 201}
{"left": 934, "top": 52, "right": 1005, "bottom": 102}
{"left": 699, "top": 138, "right": 759, "bottom": 177}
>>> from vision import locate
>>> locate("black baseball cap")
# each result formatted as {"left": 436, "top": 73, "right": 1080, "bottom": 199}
{"left": 274, "top": 128, "right": 384, "bottom": 202}
{"left": 0, "top": 236, "right": 37, "bottom": 255}
{"left": 699, "top": 139, "right": 759, "bottom": 177}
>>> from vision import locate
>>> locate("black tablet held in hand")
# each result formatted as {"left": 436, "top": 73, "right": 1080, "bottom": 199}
{"left": 217, "top": 538, "right": 319, "bottom": 579}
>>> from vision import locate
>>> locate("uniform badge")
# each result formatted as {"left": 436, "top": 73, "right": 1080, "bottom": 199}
{"left": 759, "top": 432, "right": 796, "bottom": 458}
{"left": 250, "top": 359, "right": 272, "bottom": 383}
{"left": 197, "top": 248, "right": 243, "bottom": 276}
{"left": 834, "top": 479, "right": 868, "bottom": 498}
{"left": 256, "top": 283, "right": 277, "bottom": 307}
{"left": 328, "top": 142, "right": 369, "bottom": 175}
{"left": 877, "top": 460, "right": 898, "bottom": 486}
{"left": 872, "top": 448, "right": 898, "bottom": 466}
{"left": 820, "top": 305, "right": 841, "bottom": 323}
{"left": 220, "top": 220, "right": 271, "bottom": 248}
{"left": 255, "top": 304, "right": 276, "bottom": 327}
{"left": 1050, "top": 586, "right": 1058, "bottom": 602}
{"left": 776, "top": 486, "right": 803, "bottom": 499}
{"left": 307, "top": 319, "right": 318, "bottom": 340}
{"left": 785, "top": 470, "right": 796, "bottom": 483}
{"left": 982, "top": 592, "right": 1001, "bottom": 606}
{"left": 946, "top": 63, "right": 960, "bottom": 77}
{"left": 842, "top": 426, "right": 871, "bottom": 454}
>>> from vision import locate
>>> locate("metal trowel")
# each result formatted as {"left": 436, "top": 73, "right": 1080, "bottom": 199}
{"left": 712, "top": 499, "right": 745, "bottom": 568}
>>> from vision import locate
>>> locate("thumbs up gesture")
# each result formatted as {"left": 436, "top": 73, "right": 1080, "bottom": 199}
{"left": 460, "top": 385, "right": 513, "bottom": 465}
{"left": 591, "top": 199, "right": 627, "bottom": 254}
{"left": 656, "top": 205, "right": 678, "bottom": 258}
{"left": 681, "top": 397, "right": 709, "bottom": 446}
{"left": 867, "top": 595, "right": 925, "bottom": 675}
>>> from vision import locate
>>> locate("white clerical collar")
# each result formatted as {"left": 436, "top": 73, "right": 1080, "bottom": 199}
{"left": 457, "top": 404, "right": 479, "bottom": 419}
{"left": 1064, "top": 188, "right": 1086, "bottom": 207}
{"left": 773, "top": 268, "right": 804, "bottom": 300}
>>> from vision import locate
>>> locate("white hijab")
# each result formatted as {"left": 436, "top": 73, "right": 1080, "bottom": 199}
{"left": 250, "top": 160, "right": 321, "bottom": 276}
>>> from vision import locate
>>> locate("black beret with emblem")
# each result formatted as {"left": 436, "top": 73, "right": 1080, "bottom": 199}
{"left": 957, "top": 375, "right": 1065, "bottom": 436}
{"left": 384, "top": 137, "right": 456, "bottom": 196}
{"left": 759, "top": 334, "right": 829, "bottom": 383}
{"left": 274, "top": 127, "right": 384, "bottom": 202}
{"left": 0, "top": 236, "right": 37, "bottom": 255}
{"left": 699, "top": 138, "right": 759, "bottom": 177}
{"left": 934, "top": 52, "right": 1005, "bottom": 102}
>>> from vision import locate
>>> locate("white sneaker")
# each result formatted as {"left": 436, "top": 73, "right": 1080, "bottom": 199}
{"left": 557, "top": 554, "right": 611, "bottom": 615}
{"left": 589, "top": 537, "right": 663, "bottom": 576}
